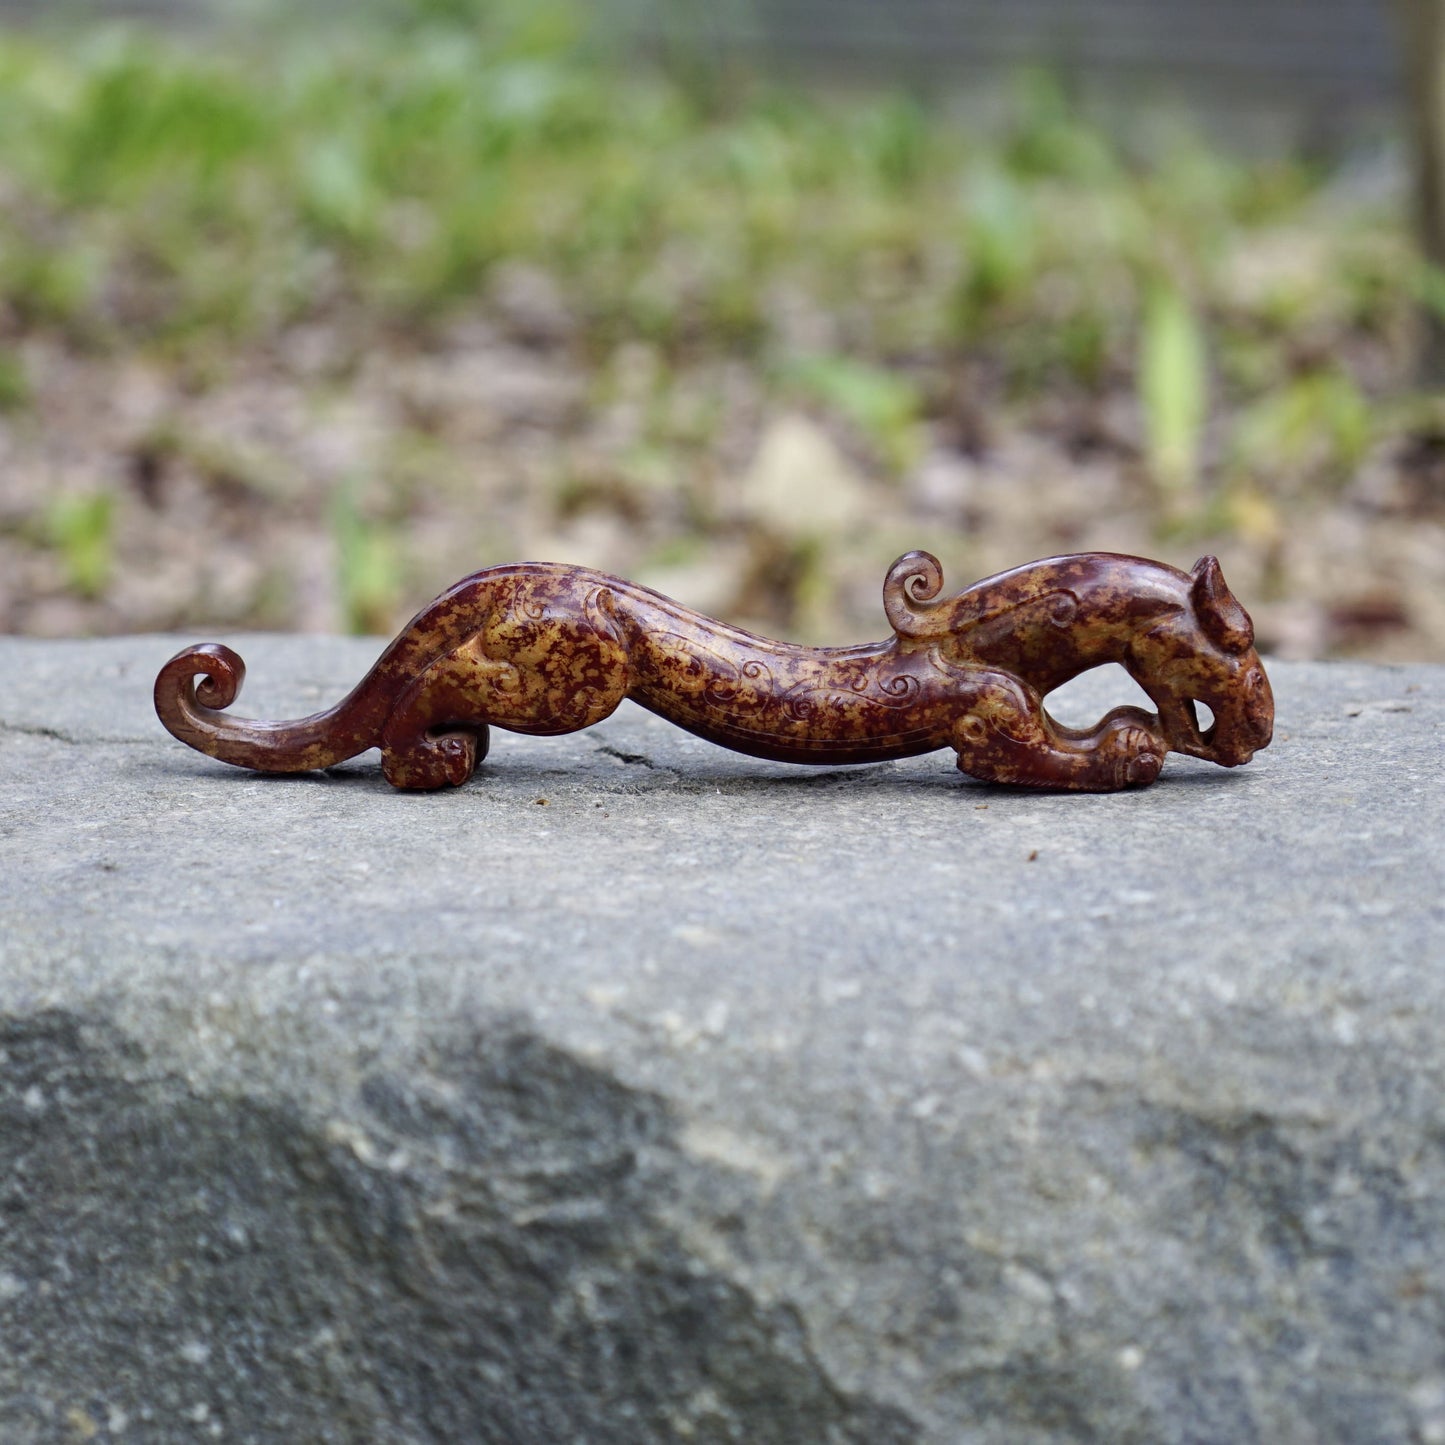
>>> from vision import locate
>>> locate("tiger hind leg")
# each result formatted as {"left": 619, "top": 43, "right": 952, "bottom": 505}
{"left": 377, "top": 650, "right": 510, "bottom": 790}
{"left": 381, "top": 720, "right": 488, "bottom": 790}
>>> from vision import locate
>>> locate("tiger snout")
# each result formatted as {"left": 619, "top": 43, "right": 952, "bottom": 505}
{"left": 1167, "top": 662, "right": 1273, "bottom": 767}
{"left": 1218, "top": 663, "right": 1274, "bottom": 765}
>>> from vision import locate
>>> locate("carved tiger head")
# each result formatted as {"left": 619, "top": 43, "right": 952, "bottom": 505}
{"left": 882, "top": 547, "right": 1273, "bottom": 770}
{"left": 1127, "top": 556, "right": 1274, "bottom": 767}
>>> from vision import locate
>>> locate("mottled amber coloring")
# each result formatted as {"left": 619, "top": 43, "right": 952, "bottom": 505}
{"left": 156, "top": 551, "right": 1273, "bottom": 792}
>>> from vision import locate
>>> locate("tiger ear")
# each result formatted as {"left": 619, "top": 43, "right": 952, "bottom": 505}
{"left": 1191, "top": 556, "right": 1254, "bottom": 653}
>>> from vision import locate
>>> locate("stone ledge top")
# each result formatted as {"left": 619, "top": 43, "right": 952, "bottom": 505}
{"left": 1, "top": 636, "right": 1438, "bottom": 1080}
{"left": 2, "top": 636, "right": 1443, "bottom": 1444}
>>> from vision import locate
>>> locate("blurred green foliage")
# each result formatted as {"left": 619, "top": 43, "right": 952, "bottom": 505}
{"left": 332, "top": 476, "right": 403, "bottom": 635}
{"left": 1230, "top": 369, "right": 1374, "bottom": 490}
{"left": 0, "top": 9, "right": 1408, "bottom": 396}
{"left": 0, "top": 0, "right": 1430, "bottom": 626}
{"left": 0, "top": 349, "right": 28, "bottom": 411}
{"left": 44, "top": 492, "right": 115, "bottom": 598}
{"left": 783, "top": 355, "right": 923, "bottom": 473}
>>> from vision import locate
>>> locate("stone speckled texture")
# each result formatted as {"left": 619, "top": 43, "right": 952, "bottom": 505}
{"left": 0, "top": 635, "right": 1442, "bottom": 1445}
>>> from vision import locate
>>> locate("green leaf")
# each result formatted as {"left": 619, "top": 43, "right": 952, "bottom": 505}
{"left": 1139, "top": 282, "right": 1208, "bottom": 497}
{"left": 332, "top": 478, "right": 402, "bottom": 635}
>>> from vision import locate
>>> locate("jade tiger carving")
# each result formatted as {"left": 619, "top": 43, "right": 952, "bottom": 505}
{"left": 154, "top": 551, "right": 1274, "bottom": 792}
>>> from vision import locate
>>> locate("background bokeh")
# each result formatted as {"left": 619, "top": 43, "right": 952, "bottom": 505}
{"left": 1, "top": 0, "right": 1442, "bottom": 658}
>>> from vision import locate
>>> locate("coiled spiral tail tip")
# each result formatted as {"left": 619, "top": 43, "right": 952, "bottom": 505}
{"left": 154, "top": 640, "right": 376, "bottom": 773}
{"left": 883, "top": 550, "right": 947, "bottom": 638}
{"left": 154, "top": 643, "right": 254, "bottom": 761}
{"left": 157, "top": 642, "right": 246, "bottom": 713}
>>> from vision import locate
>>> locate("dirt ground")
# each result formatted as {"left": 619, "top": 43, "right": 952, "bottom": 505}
{"left": 4, "top": 275, "right": 1444, "bottom": 662}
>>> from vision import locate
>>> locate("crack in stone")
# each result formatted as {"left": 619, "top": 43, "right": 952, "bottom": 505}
{"left": 0, "top": 720, "right": 150, "bottom": 747}
{"left": 595, "top": 743, "right": 659, "bottom": 770}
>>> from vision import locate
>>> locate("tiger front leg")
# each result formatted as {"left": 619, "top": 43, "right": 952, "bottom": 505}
{"left": 1063, "top": 706, "right": 1168, "bottom": 790}
{"left": 951, "top": 680, "right": 1166, "bottom": 793}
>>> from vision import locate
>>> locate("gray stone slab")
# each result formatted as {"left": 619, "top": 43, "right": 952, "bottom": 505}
{"left": 0, "top": 634, "right": 1442, "bottom": 1444}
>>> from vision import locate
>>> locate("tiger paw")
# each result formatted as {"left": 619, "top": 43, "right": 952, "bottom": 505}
{"left": 381, "top": 728, "right": 483, "bottom": 790}
{"left": 1093, "top": 708, "right": 1166, "bottom": 790}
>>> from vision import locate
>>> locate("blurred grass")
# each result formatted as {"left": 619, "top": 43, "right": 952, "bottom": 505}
{"left": 0, "top": 0, "right": 1436, "bottom": 651}
{"left": 43, "top": 491, "right": 114, "bottom": 598}
{"left": 332, "top": 474, "right": 403, "bottom": 635}
{"left": 0, "top": 6, "right": 1410, "bottom": 394}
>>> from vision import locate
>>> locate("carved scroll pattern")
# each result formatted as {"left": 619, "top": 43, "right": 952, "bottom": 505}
{"left": 154, "top": 552, "right": 1275, "bottom": 793}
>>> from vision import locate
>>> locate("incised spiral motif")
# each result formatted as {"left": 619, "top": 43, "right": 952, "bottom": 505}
{"left": 155, "top": 551, "right": 1274, "bottom": 793}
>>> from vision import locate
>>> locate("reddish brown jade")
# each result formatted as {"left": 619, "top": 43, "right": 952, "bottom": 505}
{"left": 155, "top": 551, "right": 1273, "bottom": 792}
